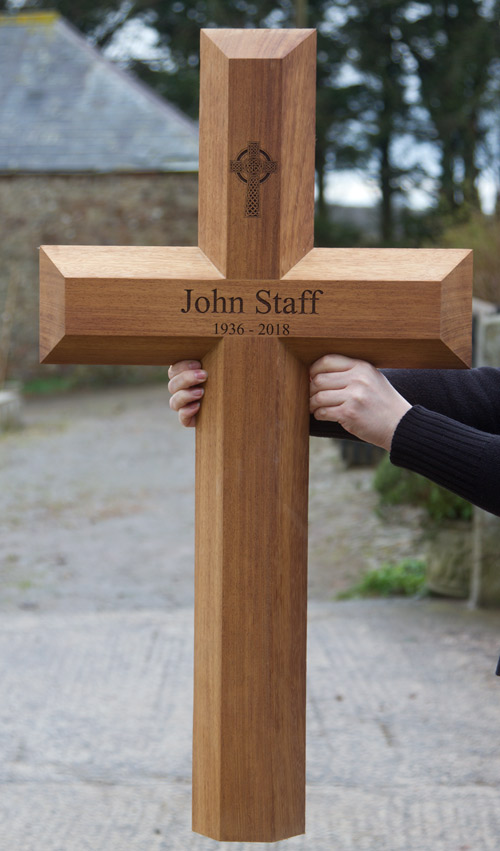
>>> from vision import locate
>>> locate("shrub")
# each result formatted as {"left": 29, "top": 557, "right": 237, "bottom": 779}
{"left": 337, "top": 558, "right": 427, "bottom": 599}
{"left": 373, "top": 455, "right": 473, "bottom": 522}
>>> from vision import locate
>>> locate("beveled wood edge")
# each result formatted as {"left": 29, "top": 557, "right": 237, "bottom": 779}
{"left": 39, "top": 335, "right": 218, "bottom": 365}
{"left": 39, "top": 245, "right": 225, "bottom": 280}
{"left": 283, "top": 336, "right": 471, "bottom": 368}
{"left": 440, "top": 250, "right": 473, "bottom": 367}
{"left": 201, "top": 28, "right": 316, "bottom": 60}
{"left": 39, "top": 248, "right": 65, "bottom": 362}
{"left": 40, "top": 333, "right": 470, "bottom": 369}
{"left": 283, "top": 247, "right": 474, "bottom": 282}
{"left": 38, "top": 245, "right": 473, "bottom": 286}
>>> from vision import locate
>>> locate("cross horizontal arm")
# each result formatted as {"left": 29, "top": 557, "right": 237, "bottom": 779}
{"left": 40, "top": 245, "right": 472, "bottom": 368}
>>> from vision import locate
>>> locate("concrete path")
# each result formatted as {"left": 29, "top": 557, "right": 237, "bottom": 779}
{"left": 1, "top": 386, "right": 500, "bottom": 850}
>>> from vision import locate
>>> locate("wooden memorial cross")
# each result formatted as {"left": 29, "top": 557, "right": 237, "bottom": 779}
{"left": 40, "top": 29, "right": 472, "bottom": 843}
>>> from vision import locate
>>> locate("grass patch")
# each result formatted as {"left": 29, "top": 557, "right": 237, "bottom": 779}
{"left": 336, "top": 558, "right": 427, "bottom": 600}
{"left": 23, "top": 366, "right": 170, "bottom": 397}
{"left": 23, "top": 376, "right": 79, "bottom": 396}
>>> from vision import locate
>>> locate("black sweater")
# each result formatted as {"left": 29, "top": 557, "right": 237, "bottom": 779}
{"left": 309, "top": 367, "right": 500, "bottom": 517}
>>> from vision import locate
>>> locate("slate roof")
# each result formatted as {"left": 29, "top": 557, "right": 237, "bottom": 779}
{"left": 0, "top": 11, "right": 199, "bottom": 173}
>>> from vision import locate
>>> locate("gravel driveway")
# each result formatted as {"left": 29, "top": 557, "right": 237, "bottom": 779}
{"left": 2, "top": 385, "right": 500, "bottom": 851}
{"left": 1, "top": 383, "right": 426, "bottom": 613}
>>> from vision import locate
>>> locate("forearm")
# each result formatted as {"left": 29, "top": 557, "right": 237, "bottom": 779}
{"left": 390, "top": 405, "right": 500, "bottom": 516}
{"left": 383, "top": 367, "right": 500, "bottom": 433}
{"left": 309, "top": 365, "right": 500, "bottom": 515}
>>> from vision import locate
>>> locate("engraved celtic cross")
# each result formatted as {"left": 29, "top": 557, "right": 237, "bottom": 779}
{"left": 230, "top": 140, "right": 278, "bottom": 217}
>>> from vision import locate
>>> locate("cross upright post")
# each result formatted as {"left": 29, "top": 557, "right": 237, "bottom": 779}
{"left": 40, "top": 28, "right": 472, "bottom": 843}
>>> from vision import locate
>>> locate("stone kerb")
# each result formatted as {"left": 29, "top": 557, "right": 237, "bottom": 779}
{"left": 470, "top": 308, "right": 500, "bottom": 607}
{"left": 475, "top": 309, "right": 500, "bottom": 367}
{"left": 0, "top": 383, "right": 22, "bottom": 430}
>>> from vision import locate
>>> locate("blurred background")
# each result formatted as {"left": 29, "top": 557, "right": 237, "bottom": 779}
{"left": 1, "top": 0, "right": 500, "bottom": 664}
{"left": 1, "top": 5, "right": 500, "bottom": 848}
{"left": 0, "top": 0, "right": 499, "bottom": 389}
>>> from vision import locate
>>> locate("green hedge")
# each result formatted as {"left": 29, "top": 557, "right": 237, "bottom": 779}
{"left": 373, "top": 455, "right": 473, "bottom": 522}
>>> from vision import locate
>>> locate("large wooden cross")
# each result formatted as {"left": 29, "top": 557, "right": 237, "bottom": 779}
{"left": 40, "top": 29, "right": 472, "bottom": 843}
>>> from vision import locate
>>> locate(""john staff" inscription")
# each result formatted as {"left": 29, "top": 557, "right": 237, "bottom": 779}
{"left": 181, "top": 288, "right": 324, "bottom": 315}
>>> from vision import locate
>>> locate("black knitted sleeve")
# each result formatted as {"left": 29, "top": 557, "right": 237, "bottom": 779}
{"left": 390, "top": 405, "right": 500, "bottom": 516}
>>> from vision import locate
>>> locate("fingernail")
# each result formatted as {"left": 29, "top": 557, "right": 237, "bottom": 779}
{"left": 193, "top": 388, "right": 204, "bottom": 397}
{"left": 195, "top": 370, "right": 207, "bottom": 380}
{"left": 188, "top": 361, "right": 201, "bottom": 369}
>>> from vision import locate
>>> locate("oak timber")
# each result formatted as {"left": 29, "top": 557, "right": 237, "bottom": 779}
{"left": 198, "top": 29, "right": 316, "bottom": 279}
{"left": 193, "top": 337, "right": 309, "bottom": 841}
{"left": 40, "top": 28, "right": 473, "bottom": 843}
{"left": 40, "top": 244, "right": 472, "bottom": 368}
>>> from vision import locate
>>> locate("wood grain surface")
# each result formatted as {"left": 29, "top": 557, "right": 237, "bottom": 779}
{"left": 198, "top": 29, "right": 316, "bottom": 280}
{"left": 40, "top": 245, "right": 472, "bottom": 368}
{"left": 39, "top": 26, "right": 473, "bottom": 844}
{"left": 193, "top": 337, "right": 309, "bottom": 841}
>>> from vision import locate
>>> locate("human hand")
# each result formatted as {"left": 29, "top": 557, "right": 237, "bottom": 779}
{"left": 168, "top": 360, "right": 207, "bottom": 427}
{"left": 309, "top": 355, "right": 411, "bottom": 451}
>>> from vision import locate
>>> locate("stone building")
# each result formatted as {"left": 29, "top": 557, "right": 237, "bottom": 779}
{"left": 0, "top": 11, "right": 199, "bottom": 381}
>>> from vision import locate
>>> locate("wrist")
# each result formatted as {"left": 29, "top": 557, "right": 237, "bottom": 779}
{"left": 383, "top": 401, "right": 412, "bottom": 452}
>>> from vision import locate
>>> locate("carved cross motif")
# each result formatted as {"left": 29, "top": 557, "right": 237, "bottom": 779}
{"left": 230, "top": 141, "right": 278, "bottom": 217}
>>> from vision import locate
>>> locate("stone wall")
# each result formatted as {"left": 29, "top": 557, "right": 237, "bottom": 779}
{"left": 0, "top": 172, "right": 198, "bottom": 381}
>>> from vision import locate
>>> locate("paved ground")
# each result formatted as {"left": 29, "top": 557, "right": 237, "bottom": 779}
{"left": 1, "top": 385, "right": 500, "bottom": 850}
{"left": 0, "top": 384, "right": 425, "bottom": 613}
